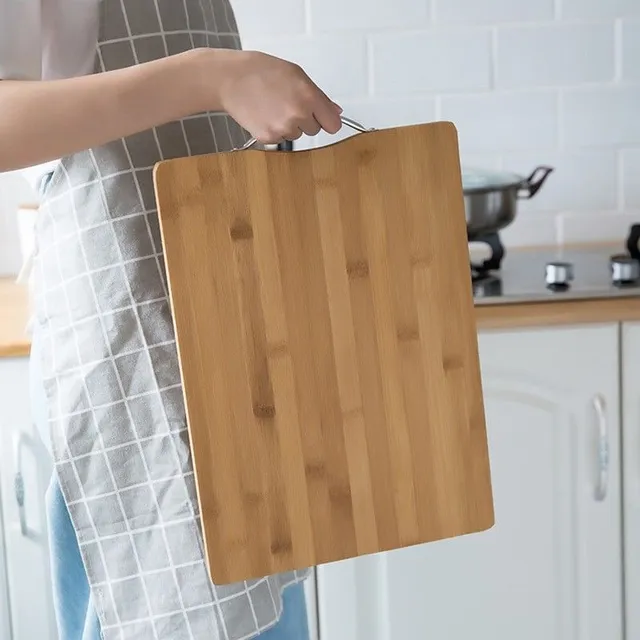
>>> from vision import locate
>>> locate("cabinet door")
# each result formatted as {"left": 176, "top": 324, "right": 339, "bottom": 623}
{"left": 317, "top": 324, "right": 623, "bottom": 640}
{"left": 0, "top": 357, "right": 57, "bottom": 640}
{"left": 0, "top": 494, "right": 11, "bottom": 640}
{"left": 623, "top": 322, "right": 640, "bottom": 640}
{"left": 305, "top": 569, "right": 319, "bottom": 640}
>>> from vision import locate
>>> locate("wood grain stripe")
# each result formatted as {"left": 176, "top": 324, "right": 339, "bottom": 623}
{"left": 357, "top": 147, "right": 420, "bottom": 546}
{"left": 313, "top": 151, "right": 378, "bottom": 555}
{"left": 208, "top": 188, "right": 270, "bottom": 576}
{"left": 165, "top": 161, "right": 246, "bottom": 581}
{"left": 335, "top": 149, "right": 400, "bottom": 550}
{"left": 244, "top": 153, "right": 315, "bottom": 569}
{"left": 297, "top": 155, "right": 358, "bottom": 559}
{"left": 268, "top": 154, "right": 353, "bottom": 561}
{"left": 385, "top": 151, "right": 443, "bottom": 539}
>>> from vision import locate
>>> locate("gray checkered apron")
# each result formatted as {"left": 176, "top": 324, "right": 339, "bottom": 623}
{"left": 31, "top": 1, "right": 309, "bottom": 638}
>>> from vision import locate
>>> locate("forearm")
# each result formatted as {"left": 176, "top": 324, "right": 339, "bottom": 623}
{"left": 0, "top": 48, "right": 217, "bottom": 172}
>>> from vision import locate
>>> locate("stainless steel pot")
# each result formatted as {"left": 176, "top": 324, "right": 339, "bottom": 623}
{"left": 462, "top": 166, "right": 554, "bottom": 240}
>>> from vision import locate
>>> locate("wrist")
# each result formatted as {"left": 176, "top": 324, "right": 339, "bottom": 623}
{"left": 182, "top": 47, "right": 246, "bottom": 114}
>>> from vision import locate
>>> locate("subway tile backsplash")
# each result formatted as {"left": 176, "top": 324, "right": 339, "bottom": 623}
{"left": 622, "top": 19, "right": 640, "bottom": 82}
{"left": 495, "top": 23, "right": 615, "bottom": 89}
{"left": 562, "top": 87, "right": 640, "bottom": 148}
{"left": 235, "top": 0, "right": 640, "bottom": 248}
{"left": 1, "top": 0, "right": 639, "bottom": 274}
{"left": 560, "top": 0, "right": 640, "bottom": 20}
{"left": 308, "top": 0, "right": 430, "bottom": 32}
{"left": 439, "top": 90, "right": 559, "bottom": 153}
{"left": 623, "top": 149, "right": 640, "bottom": 208}
{"left": 434, "top": 0, "right": 555, "bottom": 25}
{"left": 371, "top": 28, "right": 493, "bottom": 94}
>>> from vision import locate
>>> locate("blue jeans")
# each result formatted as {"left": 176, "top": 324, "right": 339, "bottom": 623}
{"left": 32, "top": 332, "right": 309, "bottom": 640}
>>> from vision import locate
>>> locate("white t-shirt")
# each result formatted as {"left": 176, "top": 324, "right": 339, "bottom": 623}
{"left": 0, "top": 0, "right": 99, "bottom": 191}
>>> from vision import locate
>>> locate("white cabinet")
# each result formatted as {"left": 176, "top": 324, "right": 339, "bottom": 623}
{"left": 623, "top": 322, "right": 640, "bottom": 640}
{"left": 305, "top": 570, "right": 319, "bottom": 640}
{"left": 317, "top": 324, "right": 624, "bottom": 640}
{"left": 0, "top": 357, "right": 57, "bottom": 640}
{"left": 0, "top": 489, "right": 12, "bottom": 640}
{"left": 0, "top": 323, "right": 635, "bottom": 640}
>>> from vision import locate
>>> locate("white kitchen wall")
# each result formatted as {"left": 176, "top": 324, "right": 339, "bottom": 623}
{"left": 0, "top": 0, "right": 638, "bottom": 274}
{"left": 233, "top": 0, "right": 640, "bottom": 247}
{"left": 0, "top": 172, "right": 36, "bottom": 276}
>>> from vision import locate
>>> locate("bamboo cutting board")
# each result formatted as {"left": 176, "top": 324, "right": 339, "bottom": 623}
{"left": 153, "top": 121, "right": 494, "bottom": 584}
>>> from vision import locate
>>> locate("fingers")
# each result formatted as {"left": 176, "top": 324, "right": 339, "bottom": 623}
{"left": 276, "top": 96, "right": 341, "bottom": 142}
{"left": 298, "top": 115, "right": 322, "bottom": 137}
{"left": 274, "top": 107, "right": 340, "bottom": 143}
{"left": 313, "top": 102, "right": 342, "bottom": 135}
{"left": 311, "top": 89, "right": 343, "bottom": 135}
{"left": 280, "top": 127, "right": 304, "bottom": 142}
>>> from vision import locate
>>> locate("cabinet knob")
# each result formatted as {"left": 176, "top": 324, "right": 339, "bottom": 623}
{"left": 610, "top": 254, "right": 640, "bottom": 286}
{"left": 545, "top": 261, "right": 574, "bottom": 290}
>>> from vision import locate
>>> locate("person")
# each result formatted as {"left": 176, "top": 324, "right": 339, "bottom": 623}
{"left": 0, "top": 2, "right": 343, "bottom": 639}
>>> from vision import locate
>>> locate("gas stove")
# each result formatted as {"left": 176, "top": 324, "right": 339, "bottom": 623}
{"left": 470, "top": 224, "right": 640, "bottom": 305}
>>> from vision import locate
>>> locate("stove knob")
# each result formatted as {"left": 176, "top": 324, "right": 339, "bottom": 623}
{"left": 545, "top": 261, "right": 574, "bottom": 290}
{"left": 610, "top": 254, "right": 640, "bottom": 285}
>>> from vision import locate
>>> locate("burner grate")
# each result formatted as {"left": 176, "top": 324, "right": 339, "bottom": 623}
{"left": 469, "top": 231, "right": 505, "bottom": 273}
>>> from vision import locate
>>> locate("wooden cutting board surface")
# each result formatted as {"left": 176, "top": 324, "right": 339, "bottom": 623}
{"left": 154, "top": 121, "right": 494, "bottom": 584}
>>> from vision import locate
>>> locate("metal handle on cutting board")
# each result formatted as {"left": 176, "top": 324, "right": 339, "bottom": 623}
{"left": 235, "top": 116, "right": 374, "bottom": 151}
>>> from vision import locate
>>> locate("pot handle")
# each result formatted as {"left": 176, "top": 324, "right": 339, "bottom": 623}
{"left": 518, "top": 166, "right": 554, "bottom": 200}
{"left": 626, "top": 224, "right": 640, "bottom": 261}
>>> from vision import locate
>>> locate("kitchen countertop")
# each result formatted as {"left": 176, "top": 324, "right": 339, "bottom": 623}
{"left": 0, "top": 279, "right": 31, "bottom": 358}
{"left": 475, "top": 296, "right": 640, "bottom": 329}
{"left": 3, "top": 243, "right": 640, "bottom": 358}
{"left": 472, "top": 241, "right": 640, "bottom": 328}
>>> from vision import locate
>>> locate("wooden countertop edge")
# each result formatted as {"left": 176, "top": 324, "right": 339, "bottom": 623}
{"left": 2, "top": 286, "right": 640, "bottom": 359}
{"left": 3, "top": 299, "right": 640, "bottom": 359}
{"left": 475, "top": 296, "right": 640, "bottom": 330}
{"left": 0, "top": 342, "right": 31, "bottom": 358}
{"left": 0, "top": 279, "right": 31, "bottom": 359}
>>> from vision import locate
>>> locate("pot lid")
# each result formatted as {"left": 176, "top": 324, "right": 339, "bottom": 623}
{"left": 461, "top": 167, "right": 524, "bottom": 193}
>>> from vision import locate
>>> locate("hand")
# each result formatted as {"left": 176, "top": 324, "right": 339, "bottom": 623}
{"left": 202, "top": 49, "right": 343, "bottom": 144}
{"left": 0, "top": 48, "right": 341, "bottom": 172}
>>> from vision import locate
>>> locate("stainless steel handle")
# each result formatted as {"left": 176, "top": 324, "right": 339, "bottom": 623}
{"left": 339, "top": 116, "right": 373, "bottom": 134}
{"left": 593, "top": 394, "right": 609, "bottom": 502}
{"left": 236, "top": 115, "right": 374, "bottom": 151}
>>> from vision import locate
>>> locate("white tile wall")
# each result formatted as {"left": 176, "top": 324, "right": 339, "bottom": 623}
{"left": 560, "top": 0, "right": 640, "bottom": 20}
{"left": 563, "top": 87, "right": 640, "bottom": 147}
{"left": 227, "top": 0, "right": 305, "bottom": 36}
{"left": 501, "top": 150, "right": 618, "bottom": 212}
{"left": 558, "top": 212, "right": 639, "bottom": 244}
{"left": 622, "top": 19, "right": 640, "bottom": 82}
{"left": 246, "top": 36, "right": 369, "bottom": 98}
{"left": 371, "top": 29, "right": 492, "bottom": 94}
{"left": 233, "top": 0, "right": 640, "bottom": 248}
{"left": 623, "top": 149, "right": 640, "bottom": 208}
{"left": 308, "top": 0, "right": 430, "bottom": 31}
{"left": 495, "top": 23, "right": 615, "bottom": 89}
{"left": 440, "top": 90, "right": 558, "bottom": 153}
{"left": 1, "top": 0, "right": 639, "bottom": 268}
{"left": 434, "top": 0, "right": 554, "bottom": 25}
{"left": 0, "top": 172, "right": 36, "bottom": 276}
